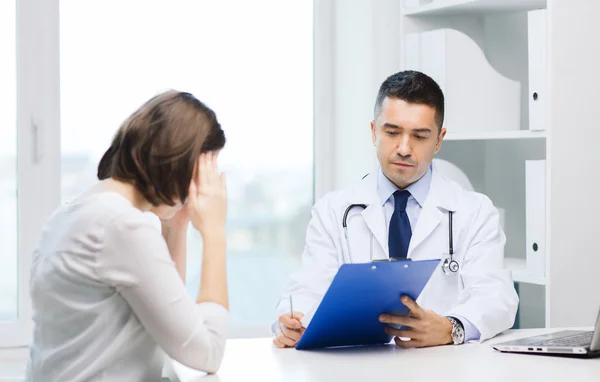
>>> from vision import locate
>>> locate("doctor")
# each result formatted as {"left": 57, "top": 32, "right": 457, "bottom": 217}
{"left": 273, "top": 70, "right": 518, "bottom": 349}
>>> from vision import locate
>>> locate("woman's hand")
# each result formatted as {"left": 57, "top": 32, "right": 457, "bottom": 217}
{"left": 193, "top": 152, "right": 229, "bottom": 310}
{"left": 187, "top": 152, "right": 227, "bottom": 237}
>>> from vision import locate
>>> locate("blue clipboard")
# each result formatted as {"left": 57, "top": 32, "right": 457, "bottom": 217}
{"left": 295, "top": 259, "right": 440, "bottom": 350}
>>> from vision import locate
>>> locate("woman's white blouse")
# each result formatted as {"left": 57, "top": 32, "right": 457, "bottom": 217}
{"left": 26, "top": 193, "right": 228, "bottom": 382}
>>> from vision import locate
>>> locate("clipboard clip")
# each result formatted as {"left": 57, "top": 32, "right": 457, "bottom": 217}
{"left": 371, "top": 258, "right": 412, "bottom": 263}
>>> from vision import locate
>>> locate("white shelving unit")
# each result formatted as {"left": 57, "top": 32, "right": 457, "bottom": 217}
{"left": 403, "top": 0, "right": 546, "bottom": 16}
{"left": 504, "top": 257, "right": 546, "bottom": 286}
{"left": 444, "top": 130, "right": 546, "bottom": 141}
{"left": 401, "top": 0, "right": 549, "bottom": 328}
{"left": 401, "top": 0, "right": 600, "bottom": 330}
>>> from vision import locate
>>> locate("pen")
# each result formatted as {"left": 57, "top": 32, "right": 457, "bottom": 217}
{"left": 290, "top": 294, "right": 294, "bottom": 320}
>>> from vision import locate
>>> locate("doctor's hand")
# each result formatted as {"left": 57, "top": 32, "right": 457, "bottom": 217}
{"left": 379, "top": 296, "right": 453, "bottom": 348}
{"left": 273, "top": 312, "right": 305, "bottom": 348}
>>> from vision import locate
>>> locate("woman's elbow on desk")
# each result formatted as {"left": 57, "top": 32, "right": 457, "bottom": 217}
{"left": 192, "top": 336, "right": 227, "bottom": 374}
{"left": 170, "top": 327, "right": 227, "bottom": 374}
{"left": 169, "top": 302, "right": 229, "bottom": 373}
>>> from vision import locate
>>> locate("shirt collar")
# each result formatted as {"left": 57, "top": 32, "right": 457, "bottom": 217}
{"left": 377, "top": 165, "right": 432, "bottom": 208}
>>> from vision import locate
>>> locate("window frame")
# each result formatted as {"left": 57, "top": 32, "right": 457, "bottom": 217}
{"left": 0, "top": 0, "right": 61, "bottom": 348}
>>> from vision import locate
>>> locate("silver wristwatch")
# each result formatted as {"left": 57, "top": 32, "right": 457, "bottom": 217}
{"left": 446, "top": 316, "right": 465, "bottom": 345}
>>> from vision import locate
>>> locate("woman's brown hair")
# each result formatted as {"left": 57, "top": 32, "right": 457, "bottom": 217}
{"left": 97, "top": 90, "right": 225, "bottom": 206}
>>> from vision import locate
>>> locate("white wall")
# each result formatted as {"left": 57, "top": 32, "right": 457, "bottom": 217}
{"left": 547, "top": 0, "right": 600, "bottom": 327}
{"left": 314, "top": 0, "right": 401, "bottom": 197}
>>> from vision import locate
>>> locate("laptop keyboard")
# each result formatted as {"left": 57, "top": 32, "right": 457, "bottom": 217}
{"left": 532, "top": 332, "right": 593, "bottom": 347}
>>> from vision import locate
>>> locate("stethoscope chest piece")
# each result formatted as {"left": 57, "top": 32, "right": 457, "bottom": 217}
{"left": 442, "top": 257, "right": 459, "bottom": 274}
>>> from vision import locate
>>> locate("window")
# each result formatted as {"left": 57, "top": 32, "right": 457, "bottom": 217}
{"left": 60, "top": 0, "right": 313, "bottom": 336}
{"left": 0, "top": 0, "right": 59, "bottom": 348}
{"left": 0, "top": 0, "right": 18, "bottom": 324}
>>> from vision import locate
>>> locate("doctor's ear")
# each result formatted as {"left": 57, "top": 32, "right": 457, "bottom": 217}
{"left": 370, "top": 121, "right": 377, "bottom": 145}
{"left": 435, "top": 128, "right": 447, "bottom": 152}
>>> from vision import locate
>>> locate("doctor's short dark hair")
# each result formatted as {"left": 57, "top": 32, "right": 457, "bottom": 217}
{"left": 374, "top": 70, "right": 445, "bottom": 131}
{"left": 97, "top": 90, "right": 226, "bottom": 206}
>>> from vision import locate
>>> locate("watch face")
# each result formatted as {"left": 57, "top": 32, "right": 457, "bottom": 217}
{"left": 455, "top": 328, "right": 465, "bottom": 344}
{"left": 450, "top": 318, "right": 465, "bottom": 344}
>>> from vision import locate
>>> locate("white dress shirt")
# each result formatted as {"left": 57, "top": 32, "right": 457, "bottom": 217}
{"left": 26, "top": 192, "right": 228, "bottom": 382}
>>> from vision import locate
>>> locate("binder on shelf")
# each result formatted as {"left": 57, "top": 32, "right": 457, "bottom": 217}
{"left": 525, "top": 160, "right": 546, "bottom": 278}
{"left": 406, "top": 28, "right": 520, "bottom": 133}
{"left": 528, "top": 9, "right": 547, "bottom": 131}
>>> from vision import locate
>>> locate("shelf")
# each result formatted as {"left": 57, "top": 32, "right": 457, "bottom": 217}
{"left": 403, "top": 0, "right": 546, "bottom": 16}
{"left": 444, "top": 130, "right": 546, "bottom": 141}
{"left": 505, "top": 257, "right": 546, "bottom": 285}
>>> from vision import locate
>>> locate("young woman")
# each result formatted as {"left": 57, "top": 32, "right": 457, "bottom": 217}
{"left": 26, "top": 90, "right": 229, "bottom": 381}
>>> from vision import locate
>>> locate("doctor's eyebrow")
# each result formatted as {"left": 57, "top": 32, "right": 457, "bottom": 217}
{"left": 412, "top": 128, "right": 433, "bottom": 134}
{"left": 382, "top": 123, "right": 432, "bottom": 134}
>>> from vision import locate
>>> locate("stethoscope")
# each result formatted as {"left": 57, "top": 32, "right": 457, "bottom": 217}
{"left": 342, "top": 204, "right": 459, "bottom": 275}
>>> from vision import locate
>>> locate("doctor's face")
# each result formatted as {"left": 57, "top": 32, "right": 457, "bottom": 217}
{"left": 371, "top": 97, "right": 446, "bottom": 189}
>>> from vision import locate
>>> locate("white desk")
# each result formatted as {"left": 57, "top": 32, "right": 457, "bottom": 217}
{"left": 3, "top": 329, "right": 600, "bottom": 381}
{"left": 191, "top": 328, "right": 600, "bottom": 382}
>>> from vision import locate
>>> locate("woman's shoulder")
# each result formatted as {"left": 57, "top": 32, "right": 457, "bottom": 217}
{"left": 76, "top": 192, "right": 158, "bottom": 227}
{"left": 60, "top": 192, "right": 162, "bottom": 245}
{"left": 97, "top": 195, "right": 161, "bottom": 238}
{"left": 92, "top": 195, "right": 168, "bottom": 286}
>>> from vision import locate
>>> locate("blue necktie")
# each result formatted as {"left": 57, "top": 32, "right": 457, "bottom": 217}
{"left": 388, "top": 190, "right": 412, "bottom": 259}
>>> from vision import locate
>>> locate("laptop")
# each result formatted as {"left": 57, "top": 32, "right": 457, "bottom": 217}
{"left": 492, "top": 308, "right": 600, "bottom": 357}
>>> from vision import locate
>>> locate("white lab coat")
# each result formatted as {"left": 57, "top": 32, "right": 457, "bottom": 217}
{"left": 277, "top": 168, "right": 519, "bottom": 342}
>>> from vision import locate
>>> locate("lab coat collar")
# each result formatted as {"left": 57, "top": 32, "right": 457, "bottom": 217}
{"left": 347, "top": 165, "right": 458, "bottom": 257}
